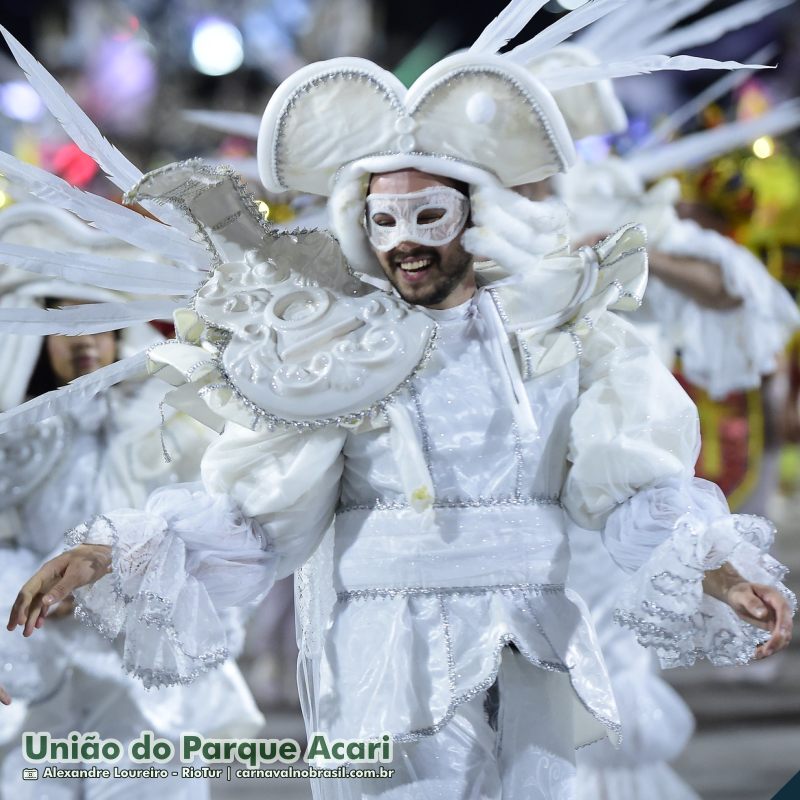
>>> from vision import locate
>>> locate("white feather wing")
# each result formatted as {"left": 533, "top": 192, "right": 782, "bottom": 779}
{"left": 0, "top": 352, "right": 150, "bottom": 434}
{"left": 0, "top": 152, "right": 208, "bottom": 267}
{"left": 470, "top": 0, "right": 550, "bottom": 54}
{"left": 0, "top": 243, "right": 203, "bottom": 295}
{"left": 0, "top": 300, "right": 182, "bottom": 335}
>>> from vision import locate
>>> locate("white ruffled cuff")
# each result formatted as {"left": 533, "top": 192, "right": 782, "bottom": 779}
{"left": 66, "top": 483, "right": 277, "bottom": 688}
{"left": 604, "top": 478, "right": 796, "bottom": 668}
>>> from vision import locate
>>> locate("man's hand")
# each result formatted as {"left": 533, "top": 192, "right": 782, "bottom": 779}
{"left": 703, "top": 563, "right": 793, "bottom": 659}
{"left": 6, "top": 544, "right": 112, "bottom": 637}
{"left": 0, "top": 685, "right": 10, "bottom": 706}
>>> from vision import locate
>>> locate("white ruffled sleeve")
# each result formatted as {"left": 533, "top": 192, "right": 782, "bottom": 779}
{"left": 604, "top": 477, "right": 795, "bottom": 668}
{"left": 650, "top": 218, "right": 799, "bottom": 398}
{"left": 563, "top": 312, "right": 796, "bottom": 668}
{"left": 69, "top": 420, "right": 346, "bottom": 688}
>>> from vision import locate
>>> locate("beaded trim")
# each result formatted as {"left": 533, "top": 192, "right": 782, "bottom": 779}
{"left": 516, "top": 335, "right": 534, "bottom": 381}
{"left": 336, "top": 494, "right": 562, "bottom": 513}
{"left": 337, "top": 582, "right": 566, "bottom": 603}
{"left": 407, "top": 381, "right": 436, "bottom": 487}
{"left": 388, "top": 629, "right": 622, "bottom": 744}
{"left": 511, "top": 422, "right": 525, "bottom": 501}
{"left": 206, "top": 324, "right": 440, "bottom": 432}
{"left": 610, "top": 279, "right": 643, "bottom": 308}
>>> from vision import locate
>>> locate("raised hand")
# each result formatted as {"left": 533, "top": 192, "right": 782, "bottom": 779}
{"left": 6, "top": 544, "right": 111, "bottom": 637}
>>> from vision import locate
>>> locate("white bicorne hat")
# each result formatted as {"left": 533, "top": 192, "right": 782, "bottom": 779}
{"left": 257, "top": 51, "right": 576, "bottom": 276}
{"left": 526, "top": 43, "right": 627, "bottom": 141}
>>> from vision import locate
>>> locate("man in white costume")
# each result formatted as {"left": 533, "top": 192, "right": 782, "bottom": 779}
{"left": 0, "top": 4, "right": 794, "bottom": 800}
{"left": 525, "top": 34, "right": 800, "bottom": 800}
{"left": 0, "top": 203, "right": 264, "bottom": 799}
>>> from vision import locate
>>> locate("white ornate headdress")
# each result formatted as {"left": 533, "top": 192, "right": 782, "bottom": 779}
{"left": 252, "top": 0, "right": 769, "bottom": 275}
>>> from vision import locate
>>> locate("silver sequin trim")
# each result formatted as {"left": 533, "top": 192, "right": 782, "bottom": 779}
{"left": 407, "top": 381, "right": 436, "bottom": 487}
{"left": 337, "top": 582, "right": 566, "bottom": 602}
{"left": 67, "top": 514, "right": 233, "bottom": 689}
{"left": 337, "top": 494, "right": 561, "bottom": 513}
{"left": 511, "top": 422, "right": 525, "bottom": 501}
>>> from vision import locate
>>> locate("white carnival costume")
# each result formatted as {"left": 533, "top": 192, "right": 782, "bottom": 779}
{"left": 0, "top": 4, "right": 794, "bottom": 799}
{"left": 526, "top": 7, "right": 800, "bottom": 797}
{"left": 0, "top": 203, "right": 264, "bottom": 800}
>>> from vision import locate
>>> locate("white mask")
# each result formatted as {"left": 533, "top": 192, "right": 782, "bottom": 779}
{"left": 365, "top": 186, "right": 469, "bottom": 252}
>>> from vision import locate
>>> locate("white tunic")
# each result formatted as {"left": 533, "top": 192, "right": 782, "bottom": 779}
{"left": 68, "top": 287, "right": 794, "bottom": 755}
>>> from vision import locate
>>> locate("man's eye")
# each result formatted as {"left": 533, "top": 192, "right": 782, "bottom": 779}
{"left": 372, "top": 215, "right": 396, "bottom": 227}
{"left": 417, "top": 208, "right": 446, "bottom": 225}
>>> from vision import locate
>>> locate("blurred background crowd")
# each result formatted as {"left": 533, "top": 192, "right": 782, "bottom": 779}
{"left": 0, "top": 1, "right": 799, "bottom": 798}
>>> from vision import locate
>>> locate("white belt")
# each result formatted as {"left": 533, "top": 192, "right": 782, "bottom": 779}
{"left": 334, "top": 502, "right": 568, "bottom": 592}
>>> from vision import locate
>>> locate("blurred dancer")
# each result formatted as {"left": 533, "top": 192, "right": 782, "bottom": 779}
{"left": 0, "top": 203, "right": 264, "bottom": 799}
{"left": 528, "top": 34, "right": 800, "bottom": 800}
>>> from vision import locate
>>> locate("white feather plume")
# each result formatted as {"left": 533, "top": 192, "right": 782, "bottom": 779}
{"left": 0, "top": 243, "right": 203, "bottom": 295}
{"left": 575, "top": 0, "right": 651, "bottom": 53}
{"left": 540, "top": 54, "right": 771, "bottom": 91}
{"left": 0, "top": 352, "right": 149, "bottom": 435}
{"left": 470, "top": 0, "right": 550, "bottom": 54}
{"left": 0, "top": 152, "right": 207, "bottom": 267}
{"left": 0, "top": 299, "right": 182, "bottom": 335}
{"left": 183, "top": 109, "right": 262, "bottom": 139}
{"left": 0, "top": 26, "right": 196, "bottom": 235}
{"left": 646, "top": 0, "right": 794, "bottom": 56}
{"left": 632, "top": 44, "right": 776, "bottom": 152}
{"left": 0, "top": 26, "right": 142, "bottom": 193}
{"left": 508, "top": 0, "right": 628, "bottom": 63}
{"left": 604, "top": 0, "right": 710, "bottom": 58}
{"left": 626, "top": 99, "right": 800, "bottom": 181}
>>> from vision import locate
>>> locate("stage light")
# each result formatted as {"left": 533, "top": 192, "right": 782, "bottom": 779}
{"left": 191, "top": 18, "right": 244, "bottom": 77}
{"left": 0, "top": 81, "right": 44, "bottom": 122}
{"left": 752, "top": 136, "right": 775, "bottom": 159}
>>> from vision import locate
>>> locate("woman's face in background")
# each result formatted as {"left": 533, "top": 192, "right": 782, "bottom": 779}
{"left": 45, "top": 298, "right": 117, "bottom": 385}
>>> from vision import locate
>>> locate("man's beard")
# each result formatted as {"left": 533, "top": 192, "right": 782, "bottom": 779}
{"left": 387, "top": 247, "right": 473, "bottom": 308}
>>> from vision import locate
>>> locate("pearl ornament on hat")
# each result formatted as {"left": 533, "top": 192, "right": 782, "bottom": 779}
{"left": 466, "top": 91, "right": 497, "bottom": 125}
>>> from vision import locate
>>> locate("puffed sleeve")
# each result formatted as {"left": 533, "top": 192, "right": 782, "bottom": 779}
{"left": 563, "top": 312, "right": 796, "bottom": 669}
{"left": 69, "top": 420, "right": 346, "bottom": 688}
{"left": 649, "top": 218, "right": 799, "bottom": 398}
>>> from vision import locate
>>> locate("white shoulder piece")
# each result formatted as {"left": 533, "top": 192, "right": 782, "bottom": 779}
{"left": 128, "top": 161, "right": 437, "bottom": 429}
{"left": 192, "top": 251, "right": 436, "bottom": 425}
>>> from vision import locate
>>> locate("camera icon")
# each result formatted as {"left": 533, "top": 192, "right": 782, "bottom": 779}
{"left": 22, "top": 768, "right": 38, "bottom": 780}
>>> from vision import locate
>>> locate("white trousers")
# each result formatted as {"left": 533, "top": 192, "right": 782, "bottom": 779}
{"left": 326, "top": 646, "right": 577, "bottom": 800}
